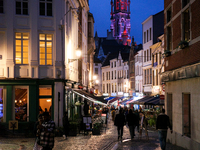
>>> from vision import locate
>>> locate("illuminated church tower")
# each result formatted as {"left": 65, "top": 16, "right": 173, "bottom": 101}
{"left": 110, "top": 0, "right": 131, "bottom": 46}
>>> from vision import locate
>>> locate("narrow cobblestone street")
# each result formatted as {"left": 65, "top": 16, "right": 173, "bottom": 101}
{"left": 0, "top": 115, "right": 187, "bottom": 150}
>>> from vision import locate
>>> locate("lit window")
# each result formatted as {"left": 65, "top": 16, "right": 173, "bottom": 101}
{"left": 15, "top": 33, "right": 29, "bottom": 64}
{"left": 15, "top": 87, "right": 28, "bottom": 122}
{"left": 39, "top": 0, "right": 52, "bottom": 16}
{"left": 39, "top": 34, "right": 53, "bottom": 65}
{"left": 16, "top": 0, "right": 28, "bottom": 15}
{"left": 0, "top": 0, "right": 3, "bottom": 13}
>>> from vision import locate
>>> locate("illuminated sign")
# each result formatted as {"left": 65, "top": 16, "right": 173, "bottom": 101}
{"left": 118, "top": 92, "right": 123, "bottom": 96}
{"left": 111, "top": 93, "right": 117, "bottom": 96}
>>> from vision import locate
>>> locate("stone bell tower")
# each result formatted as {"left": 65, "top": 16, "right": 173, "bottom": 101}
{"left": 110, "top": 0, "right": 131, "bottom": 46}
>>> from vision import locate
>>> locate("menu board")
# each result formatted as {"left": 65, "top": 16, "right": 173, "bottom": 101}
{"left": 83, "top": 116, "right": 92, "bottom": 131}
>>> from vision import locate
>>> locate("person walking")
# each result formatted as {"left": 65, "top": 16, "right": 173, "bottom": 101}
{"left": 40, "top": 112, "right": 55, "bottom": 150}
{"left": 62, "top": 111, "right": 69, "bottom": 139}
{"left": 134, "top": 109, "right": 140, "bottom": 133}
{"left": 126, "top": 109, "right": 137, "bottom": 140}
{"left": 156, "top": 109, "right": 172, "bottom": 150}
{"left": 114, "top": 108, "right": 126, "bottom": 141}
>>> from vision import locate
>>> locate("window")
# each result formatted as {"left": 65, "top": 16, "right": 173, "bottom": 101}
{"left": 150, "top": 28, "right": 151, "bottom": 40}
{"left": 167, "top": 25, "right": 172, "bottom": 50}
{"left": 0, "top": 87, "right": 5, "bottom": 122}
{"left": 144, "top": 32, "right": 146, "bottom": 43}
{"left": 144, "top": 70, "right": 146, "bottom": 84}
{"left": 109, "top": 72, "right": 110, "bottom": 80}
{"left": 167, "top": 7, "right": 171, "bottom": 23}
{"left": 0, "top": 0, "right": 3, "bottom": 13}
{"left": 95, "top": 63, "right": 98, "bottom": 66}
{"left": 111, "top": 62, "right": 113, "bottom": 68}
{"left": 150, "top": 68, "right": 152, "bottom": 84}
{"left": 182, "top": 0, "right": 189, "bottom": 8}
{"left": 103, "top": 84, "right": 105, "bottom": 93}
{"left": 114, "top": 61, "right": 116, "bottom": 67}
{"left": 112, "top": 71, "right": 113, "bottom": 80}
{"left": 150, "top": 48, "right": 151, "bottom": 60}
{"left": 147, "top": 69, "right": 149, "bottom": 84}
{"left": 103, "top": 73, "right": 104, "bottom": 81}
{"left": 95, "top": 68, "right": 98, "bottom": 74}
{"left": 167, "top": 93, "right": 173, "bottom": 128}
{"left": 115, "top": 70, "right": 116, "bottom": 79}
{"left": 40, "top": 0, "right": 52, "bottom": 16}
{"left": 39, "top": 85, "right": 52, "bottom": 115}
{"left": 16, "top": 0, "right": 28, "bottom": 15}
{"left": 147, "top": 30, "right": 149, "bottom": 42}
{"left": 112, "top": 84, "right": 114, "bottom": 93}
{"left": 147, "top": 49, "right": 149, "bottom": 61}
{"left": 156, "top": 69, "right": 158, "bottom": 85}
{"left": 144, "top": 51, "right": 146, "bottom": 62}
{"left": 39, "top": 34, "right": 53, "bottom": 65}
{"left": 152, "top": 70, "right": 154, "bottom": 85}
{"left": 183, "top": 8, "right": 190, "bottom": 41}
{"left": 159, "top": 52, "right": 162, "bottom": 64}
{"left": 183, "top": 93, "right": 191, "bottom": 137}
{"left": 15, "top": 33, "right": 29, "bottom": 64}
{"left": 15, "top": 86, "right": 28, "bottom": 122}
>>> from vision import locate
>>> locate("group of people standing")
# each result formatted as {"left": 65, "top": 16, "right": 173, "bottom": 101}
{"left": 113, "top": 107, "right": 172, "bottom": 150}
{"left": 114, "top": 108, "right": 140, "bottom": 141}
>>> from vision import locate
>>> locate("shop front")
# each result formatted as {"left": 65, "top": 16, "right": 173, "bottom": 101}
{"left": 0, "top": 78, "right": 67, "bottom": 134}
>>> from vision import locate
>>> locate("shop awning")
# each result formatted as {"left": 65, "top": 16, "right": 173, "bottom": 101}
{"left": 120, "top": 97, "right": 133, "bottom": 105}
{"left": 105, "top": 97, "right": 115, "bottom": 101}
{"left": 73, "top": 89, "right": 107, "bottom": 106}
{"left": 130, "top": 96, "right": 164, "bottom": 105}
{"left": 108, "top": 97, "right": 121, "bottom": 105}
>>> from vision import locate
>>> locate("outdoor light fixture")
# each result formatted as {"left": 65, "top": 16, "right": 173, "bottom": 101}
{"left": 93, "top": 75, "right": 97, "bottom": 80}
{"left": 68, "top": 49, "right": 82, "bottom": 63}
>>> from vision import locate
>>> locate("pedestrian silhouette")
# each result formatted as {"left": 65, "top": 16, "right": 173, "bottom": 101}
{"left": 126, "top": 109, "right": 137, "bottom": 140}
{"left": 114, "top": 108, "right": 126, "bottom": 141}
{"left": 156, "top": 109, "right": 172, "bottom": 150}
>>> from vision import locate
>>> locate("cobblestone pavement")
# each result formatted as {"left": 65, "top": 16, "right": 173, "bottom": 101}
{"left": 0, "top": 115, "right": 187, "bottom": 150}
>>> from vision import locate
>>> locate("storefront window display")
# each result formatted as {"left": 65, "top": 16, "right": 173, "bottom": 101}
{"left": 0, "top": 87, "right": 4, "bottom": 122}
{"left": 15, "top": 87, "right": 28, "bottom": 122}
{"left": 39, "top": 85, "right": 52, "bottom": 115}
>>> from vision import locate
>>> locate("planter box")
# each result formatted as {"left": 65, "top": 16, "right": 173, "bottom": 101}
{"left": 92, "top": 129, "right": 101, "bottom": 135}
{"left": 68, "top": 130, "right": 77, "bottom": 136}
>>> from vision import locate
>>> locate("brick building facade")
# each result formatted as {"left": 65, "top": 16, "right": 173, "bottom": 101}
{"left": 161, "top": 0, "right": 200, "bottom": 149}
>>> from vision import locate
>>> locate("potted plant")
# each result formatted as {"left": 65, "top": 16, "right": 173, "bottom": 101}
{"left": 163, "top": 50, "right": 171, "bottom": 57}
{"left": 92, "top": 123, "right": 102, "bottom": 135}
{"left": 68, "top": 121, "right": 78, "bottom": 136}
{"left": 178, "top": 40, "right": 189, "bottom": 49}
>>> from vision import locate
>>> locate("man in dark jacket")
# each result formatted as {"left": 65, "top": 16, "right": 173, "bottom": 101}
{"left": 126, "top": 109, "right": 137, "bottom": 140}
{"left": 156, "top": 109, "right": 172, "bottom": 150}
{"left": 114, "top": 108, "right": 126, "bottom": 141}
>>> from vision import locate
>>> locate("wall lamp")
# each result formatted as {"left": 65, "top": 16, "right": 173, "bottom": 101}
{"left": 59, "top": 7, "right": 79, "bottom": 30}
{"left": 68, "top": 49, "right": 81, "bottom": 63}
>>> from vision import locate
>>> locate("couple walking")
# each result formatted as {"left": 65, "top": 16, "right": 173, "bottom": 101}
{"left": 114, "top": 108, "right": 139, "bottom": 141}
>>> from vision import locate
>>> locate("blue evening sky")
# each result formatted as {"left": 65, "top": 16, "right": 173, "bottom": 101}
{"left": 89, "top": 0, "right": 164, "bottom": 44}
